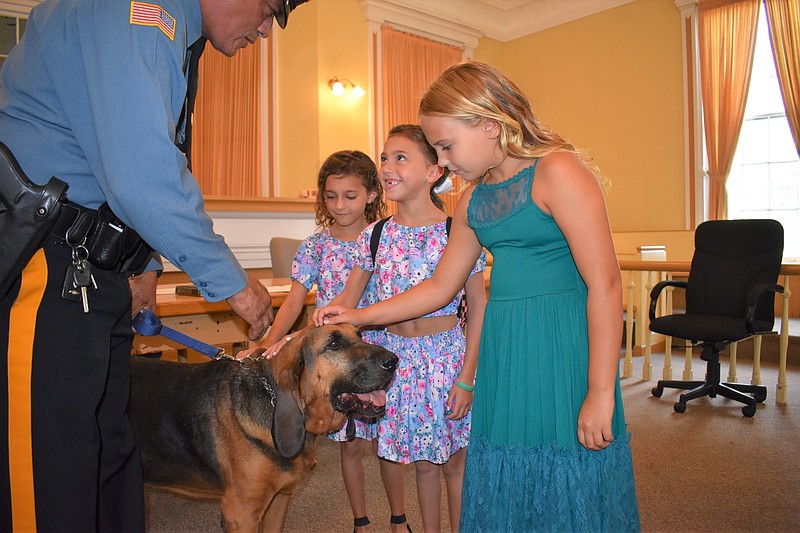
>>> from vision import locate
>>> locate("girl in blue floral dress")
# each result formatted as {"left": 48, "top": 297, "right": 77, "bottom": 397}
{"left": 316, "top": 63, "right": 640, "bottom": 532}
{"left": 241, "top": 150, "right": 387, "bottom": 533}
{"left": 332, "top": 125, "right": 487, "bottom": 533}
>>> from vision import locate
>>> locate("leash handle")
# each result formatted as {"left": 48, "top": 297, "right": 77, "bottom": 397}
{"left": 132, "top": 308, "right": 224, "bottom": 359}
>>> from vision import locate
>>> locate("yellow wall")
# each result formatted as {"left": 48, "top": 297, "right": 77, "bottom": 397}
{"left": 275, "top": 0, "right": 688, "bottom": 232}
{"left": 476, "top": 0, "right": 686, "bottom": 231}
{"left": 316, "top": 0, "right": 372, "bottom": 162}
{"left": 276, "top": 5, "right": 319, "bottom": 196}
{"left": 276, "top": 0, "right": 372, "bottom": 197}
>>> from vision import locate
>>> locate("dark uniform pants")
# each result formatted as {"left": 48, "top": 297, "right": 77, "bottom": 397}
{"left": 0, "top": 237, "right": 144, "bottom": 532}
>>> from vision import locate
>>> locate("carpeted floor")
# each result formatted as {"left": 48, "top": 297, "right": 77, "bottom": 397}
{"left": 144, "top": 351, "right": 800, "bottom": 532}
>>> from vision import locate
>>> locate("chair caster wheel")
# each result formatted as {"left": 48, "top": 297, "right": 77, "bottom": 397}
{"left": 742, "top": 404, "right": 756, "bottom": 417}
{"left": 754, "top": 392, "right": 767, "bottom": 403}
{"left": 652, "top": 386, "right": 663, "bottom": 398}
{"left": 673, "top": 401, "right": 686, "bottom": 413}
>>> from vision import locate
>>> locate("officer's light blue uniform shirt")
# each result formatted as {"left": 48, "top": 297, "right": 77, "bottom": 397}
{"left": 0, "top": 0, "right": 247, "bottom": 302}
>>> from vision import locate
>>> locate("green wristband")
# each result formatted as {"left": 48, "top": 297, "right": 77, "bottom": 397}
{"left": 455, "top": 380, "right": 475, "bottom": 392}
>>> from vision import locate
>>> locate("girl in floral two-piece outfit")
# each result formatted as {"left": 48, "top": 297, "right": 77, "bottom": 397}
{"left": 332, "top": 125, "right": 487, "bottom": 533}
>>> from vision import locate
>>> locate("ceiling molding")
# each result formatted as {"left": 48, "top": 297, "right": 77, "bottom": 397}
{"left": 370, "top": 0, "right": 640, "bottom": 42}
{"left": 360, "top": 0, "right": 482, "bottom": 55}
{"left": 673, "top": 0, "right": 697, "bottom": 16}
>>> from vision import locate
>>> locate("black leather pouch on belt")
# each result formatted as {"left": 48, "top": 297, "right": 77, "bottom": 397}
{"left": 0, "top": 142, "right": 69, "bottom": 298}
{"left": 82, "top": 203, "right": 151, "bottom": 274}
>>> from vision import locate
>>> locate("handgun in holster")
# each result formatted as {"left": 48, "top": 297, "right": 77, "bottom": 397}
{"left": 0, "top": 141, "right": 69, "bottom": 298}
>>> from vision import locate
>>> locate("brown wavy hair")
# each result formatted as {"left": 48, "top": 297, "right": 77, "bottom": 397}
{"left": 314, "top": 150, "right": 387, "bottom": 228}
{"left": 387, "top": 124, "right": 449, "bottom": 212}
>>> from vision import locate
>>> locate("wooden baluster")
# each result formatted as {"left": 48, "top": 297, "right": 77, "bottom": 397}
{"left": 751, "top": 335, "right": 762, "bottom": 385}
{"left": 662, "top": 273, "right": 673, "bottom": 381}
{"left": 623, "top": 271, "right": 635, "bottom": 378}
{"left": 642, "top": 270, "right": 654, "bottom": 381}
{"left": 683, "top": 340, "right": 694, "bottom": 381}
{"left": 777, "top": 273, "right": 791, "bottom": 403}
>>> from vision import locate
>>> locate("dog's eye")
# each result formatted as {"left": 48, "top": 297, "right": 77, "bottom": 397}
{"left": 326, "top": 338, "right": 343, "bottom": 350}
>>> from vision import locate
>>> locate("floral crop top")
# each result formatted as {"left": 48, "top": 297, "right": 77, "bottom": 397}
{"left": 355, "top": 218, "right": 486, "bottom": 318}
{"left": 291, "top": 229, "right": 377, "bottom": 308}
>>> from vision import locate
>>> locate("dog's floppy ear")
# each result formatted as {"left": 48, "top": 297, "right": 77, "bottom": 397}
{"left": 270, "top": 328, "right": 310, "bottom": 458}
{"left": 271, "top": 386, "right": 304, "bottom": 458}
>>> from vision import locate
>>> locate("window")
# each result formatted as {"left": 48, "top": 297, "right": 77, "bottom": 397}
{"left": 0, "top": 14, "right": 25, "bottom": 69}
{"left": 726, "top": 8, "right": 799, "bottom": 258}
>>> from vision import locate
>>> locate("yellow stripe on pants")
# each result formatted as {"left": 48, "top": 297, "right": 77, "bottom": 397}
{"left": 7, "top": 248, "right": 48, "bottom": 532}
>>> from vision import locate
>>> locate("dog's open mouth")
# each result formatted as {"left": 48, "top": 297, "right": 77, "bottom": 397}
{"left": 334, "top": 390, "right": 387, "bottom": 417}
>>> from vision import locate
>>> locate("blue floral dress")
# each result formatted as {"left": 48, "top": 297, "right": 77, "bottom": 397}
{"left": 357, "top": 218, "right": 486, "bottom": 464}
{"left": 292, "top": 229, "right": 380, "bottom": 441}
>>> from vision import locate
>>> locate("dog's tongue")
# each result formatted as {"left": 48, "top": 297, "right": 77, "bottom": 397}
{"left": 356, "top": 390, "right": 386, "bottom": 407}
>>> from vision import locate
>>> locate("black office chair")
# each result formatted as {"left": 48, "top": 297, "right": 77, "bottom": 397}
{"left": 649, "top": 219, "right": 784, "bottom": 417}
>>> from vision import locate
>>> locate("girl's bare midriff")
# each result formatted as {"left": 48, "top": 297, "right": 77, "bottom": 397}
{"left": 386, "top": 314, "right": 458, "bottom": 338}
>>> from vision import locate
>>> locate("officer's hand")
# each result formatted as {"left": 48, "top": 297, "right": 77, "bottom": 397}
{"left": 129, "top": 271, "right": 158, "bottom": 317}
{"left": 227, "top": 277, "right": 274, "bottom": 340}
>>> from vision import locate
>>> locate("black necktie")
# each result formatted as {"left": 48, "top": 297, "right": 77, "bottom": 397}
{"left": 176, "top": 36, "right": 207, "bottom": 171}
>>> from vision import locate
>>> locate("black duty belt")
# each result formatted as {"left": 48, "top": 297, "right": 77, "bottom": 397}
{"left": 49, "top": 200, "right": 152, "bottom": 274}
{"left": 0, "top": 140, "right": 152, "bottom": 300}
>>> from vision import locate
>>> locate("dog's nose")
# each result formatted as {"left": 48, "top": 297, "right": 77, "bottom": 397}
{"left": 380, "top": 351, "right": 399, "bottom": 371}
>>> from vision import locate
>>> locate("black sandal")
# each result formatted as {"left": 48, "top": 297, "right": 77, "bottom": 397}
{"left": 354, "top": 516, "right": 370, "bottom": 532}
{"left": 390, "top": 514, "right": 412, "bottom": 532}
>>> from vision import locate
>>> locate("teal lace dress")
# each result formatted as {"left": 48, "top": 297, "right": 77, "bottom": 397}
{"left": 461, "top": 162, "right": 640, "bottom": 532}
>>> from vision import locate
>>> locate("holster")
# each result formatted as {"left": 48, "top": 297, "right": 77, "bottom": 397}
{"left": 0, "top": 142, "right": 69, "bottom": 298}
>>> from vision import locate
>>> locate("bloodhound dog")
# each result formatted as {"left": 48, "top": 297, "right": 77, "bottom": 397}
{"left": 129, "top": 324, "right": 397, "bottom": 533}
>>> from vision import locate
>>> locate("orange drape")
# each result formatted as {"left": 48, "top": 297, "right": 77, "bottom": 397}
{"left": 381, "top": 25, "right": 463, "bottom": 215}
{"left": 764, "top": 0, "right": 800, "bottom": 156}
{"left": 698, "top": 0, "right": 760, "bottom": 220}
{"left": 192, "top": 43, "right": 262, "bottom": 197}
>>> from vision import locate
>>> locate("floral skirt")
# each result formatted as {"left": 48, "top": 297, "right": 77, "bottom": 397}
{"left": 375, "top": 326, "right": 470, "bottom": 464}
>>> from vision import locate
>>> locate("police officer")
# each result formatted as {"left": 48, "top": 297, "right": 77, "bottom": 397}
{"left": 0, "top": 0, "right": 309, "bottom": 531}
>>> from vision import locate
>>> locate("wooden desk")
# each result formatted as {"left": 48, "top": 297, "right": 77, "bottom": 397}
{"left": 134, "top": 279, "right": 315, "bottom": 361}
{"left": 153, "top": 278, "right": 313, "bottom": 317}
{"left": 137, "top": 272, "right": 493, "bottom": 362}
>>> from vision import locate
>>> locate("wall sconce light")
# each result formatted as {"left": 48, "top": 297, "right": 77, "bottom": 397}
{"left": 329, "top": 76, "right": 365, "bottom": 99}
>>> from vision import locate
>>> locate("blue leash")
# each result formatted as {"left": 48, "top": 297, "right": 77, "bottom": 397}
{"left": 132, "top": 308, "right": 225, "bottom": 359}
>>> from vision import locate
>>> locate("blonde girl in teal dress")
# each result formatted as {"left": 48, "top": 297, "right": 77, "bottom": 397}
{"left": 239, "top": 150, "right": 388, "bottom": 533}
{"left": 315, "top": 62, "right": 640, "bottom": 532}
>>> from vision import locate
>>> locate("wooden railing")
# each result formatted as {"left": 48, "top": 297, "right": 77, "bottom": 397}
{"left": 619, "top": 260, "right": 800, "bottom": 403}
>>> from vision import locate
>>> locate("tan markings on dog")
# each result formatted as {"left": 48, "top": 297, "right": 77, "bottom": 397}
{"left": 129, "top": 323, "right": 398, "bottom": 533}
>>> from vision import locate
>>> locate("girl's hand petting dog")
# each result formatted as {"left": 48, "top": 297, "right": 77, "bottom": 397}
{"left": 236, "top": 334, "right": 294, "bottom": 361}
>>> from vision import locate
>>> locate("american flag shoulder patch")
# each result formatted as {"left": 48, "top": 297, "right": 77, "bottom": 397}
{"left": 130, "top": 1, "right": 176, "bottom": 41}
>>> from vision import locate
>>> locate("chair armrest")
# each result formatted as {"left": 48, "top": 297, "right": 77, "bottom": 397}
{"left": 649, "top": 280, "right": 687, "bottom": 321}
{"left": 745, "top": 283, "right": 785, "bottom": 335}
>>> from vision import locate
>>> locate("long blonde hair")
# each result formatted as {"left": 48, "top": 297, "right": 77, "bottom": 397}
{"left": 419, "top": 61, "right": 607, "bottom": 186}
